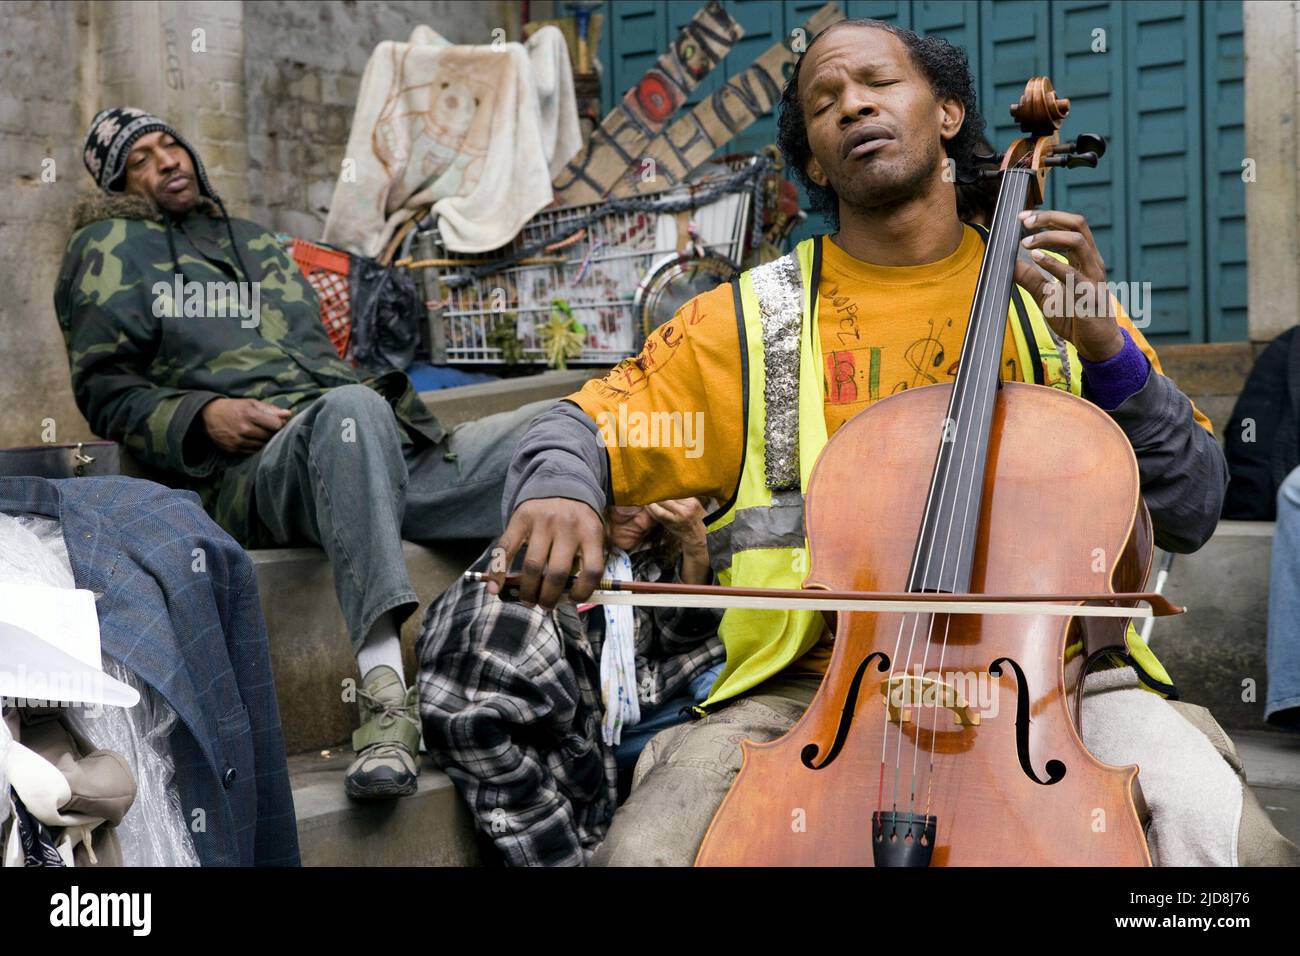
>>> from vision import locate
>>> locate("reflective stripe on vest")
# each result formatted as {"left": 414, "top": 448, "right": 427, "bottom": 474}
{"left": 699, "top": 234, "right": 1173, "bottom": 711}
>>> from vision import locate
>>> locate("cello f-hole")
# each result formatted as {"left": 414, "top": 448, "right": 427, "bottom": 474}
{"left": 800, "top": 651, "right": 891, "bottom": 770}
{"left": 989, "top": 656, "right": 1068, "bottom": 786}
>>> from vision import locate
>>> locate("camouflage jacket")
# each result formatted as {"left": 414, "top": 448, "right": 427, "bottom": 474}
{"left": 53, "top": 193, "right": 444, "bottom": 544}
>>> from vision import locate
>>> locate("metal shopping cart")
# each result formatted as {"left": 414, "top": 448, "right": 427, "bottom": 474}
{"left": 405, "top": 155, "right": 767, "bottom": 366}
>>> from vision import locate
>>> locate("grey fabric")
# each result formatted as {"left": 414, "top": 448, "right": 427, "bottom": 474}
{"left": 15, "top": 712, "right": 137, "bottom": 865}
{"left": 253, "top": 385, "right": 554, "bottom": 650}
{"left": 1102, "top": 368, "right": 1229, "bottom": 553}
{"left": 1164, "top": 698, "right": 1300, "bottom": 866}
{"left": 1080, "top": 666, "right": 1241, "bottom": 866}
{"left": 503, "top": 400, "right": 610, "bottom": 522}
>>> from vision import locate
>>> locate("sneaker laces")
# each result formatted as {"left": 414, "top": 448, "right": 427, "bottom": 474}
{"left": 357, "top": 686, "right": 419, "bottom": 736}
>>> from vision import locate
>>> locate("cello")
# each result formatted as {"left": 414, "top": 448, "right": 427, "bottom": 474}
{"left": 689, "top": 76, "right": 1155, "bottom": 866}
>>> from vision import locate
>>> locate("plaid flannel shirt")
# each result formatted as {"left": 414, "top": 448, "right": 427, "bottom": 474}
{"left": 416, "top": 546, "right": 724, "bottom": 866}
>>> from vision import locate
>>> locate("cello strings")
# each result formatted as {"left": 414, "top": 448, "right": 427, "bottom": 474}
{"left": 916, "top": 161, "right": 1036, "bottom": 826}
{"left": 875, "top": 189, "right": 1000, "bottom": 819}
{"left": 899, "top": 202, "right": 1009, "bottom": 823}
{"left": 877, "top": 165, "right": 1020, "bottom": 825}
{"left": 898, "top": 160, "right": 1034, "bottom": 831}
{"left": 872, "top": 259, "right": 988, "bottom": 817}
{"left": 921, "top": 170, "right": 1028, "bottom": 818}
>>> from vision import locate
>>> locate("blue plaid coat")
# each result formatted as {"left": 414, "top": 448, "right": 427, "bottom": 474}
{"left": 0, "top": 476, "right": 298, "bottom": 866}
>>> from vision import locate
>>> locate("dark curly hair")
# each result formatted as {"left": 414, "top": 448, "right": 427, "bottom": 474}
{"left": 777, "top": 18, "right": 987, "bottom": 231}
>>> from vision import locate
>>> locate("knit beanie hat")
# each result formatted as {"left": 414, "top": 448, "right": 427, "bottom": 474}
{"left": 81, "top": 107, "right": 218, "bottom": 198}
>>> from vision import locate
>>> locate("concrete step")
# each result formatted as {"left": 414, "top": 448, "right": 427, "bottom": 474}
{"left": 1155, "top": 341, "right": 1257, "bottom": 439}
{"left": 417, "top": 368, "right": 598, "bottom": 429}
{"left": 1147, "top": 520, "right": 1275, "bottom": 732}
{"left": 290, "top": 749, "right": 480, "bottom": 866}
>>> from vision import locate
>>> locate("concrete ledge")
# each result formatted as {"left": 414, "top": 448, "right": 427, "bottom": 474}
{"left": 254, "top": 539, "right": 486, "bottom": 753}
{"left": 291, "top": 750, "right": 480, "bottom": 866}
{"left": 1235, "top": 728, "right": 1300, "bottom": 790}
{"left": 1157, "top": 342, "right": 1257, "bottom": 397}
{"left": 1155, "top": 342, "right": 1261, "bottom": 439}
{"left": 418, "top": 369, "right": 600, "bottom": 429}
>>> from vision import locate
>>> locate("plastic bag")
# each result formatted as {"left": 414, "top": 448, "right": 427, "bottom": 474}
{"left": 0, "top": 512, "right": 75, "bottom": 589}
{"left": 0, "top": 714, "right": 11, "bottom": 834}
{"left": 349, "top": 255, "right": 425, "bottom": 374}
{"left": 0, "top": 512, "right": 199, "bottom": 866}
{"left": 63, "top": 658, "right": 199, "bottom": 866}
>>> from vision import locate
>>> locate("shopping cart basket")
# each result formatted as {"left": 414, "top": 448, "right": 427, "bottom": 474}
{"left": 407, "top": 155, "right": 766, "bottom": 366}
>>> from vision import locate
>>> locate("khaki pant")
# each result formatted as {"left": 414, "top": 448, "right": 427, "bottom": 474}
{"left": 591, "top": 670, "right": 1300, "bottom": 867}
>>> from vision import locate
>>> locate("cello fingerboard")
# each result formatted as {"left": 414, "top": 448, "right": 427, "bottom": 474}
{"left": 909, "top": 168, "right": 1033, "bottom": 596}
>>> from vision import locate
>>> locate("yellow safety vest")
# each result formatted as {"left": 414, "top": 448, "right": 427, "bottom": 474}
{"left": 699, "top": 234, "right": 1173, "bottom": 710}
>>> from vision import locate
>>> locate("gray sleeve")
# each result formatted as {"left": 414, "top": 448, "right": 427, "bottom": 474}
{"left": 501, "top": 400, "right": 611, "bottom": 525}
{"left": 1103, "top": 369, "right": 1228, "bottom": 554}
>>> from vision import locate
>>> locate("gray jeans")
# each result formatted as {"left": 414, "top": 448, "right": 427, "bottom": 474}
{"left": 592, "top": 669, "right": 1300, "bottom": 867}
{"left": 250, "top": 385, "right": 552, "bottom": 650}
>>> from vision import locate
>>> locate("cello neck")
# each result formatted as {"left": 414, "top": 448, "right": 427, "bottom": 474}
{"left": 907, "top": 167, "right": 1034, "bottom": 595}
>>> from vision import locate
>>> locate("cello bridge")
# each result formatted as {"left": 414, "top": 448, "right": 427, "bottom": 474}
{"left": 881, "top": 675, "right": 981, "bottom": 727}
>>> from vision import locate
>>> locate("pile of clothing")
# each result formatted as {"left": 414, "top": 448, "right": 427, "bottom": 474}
{"left": 0, "top": 477, "right": 299, "bottom": 867}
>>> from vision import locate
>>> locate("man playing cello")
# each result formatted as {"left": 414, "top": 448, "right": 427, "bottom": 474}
{"left": 490, "top": 19, "right": 1298, "bottom": 866}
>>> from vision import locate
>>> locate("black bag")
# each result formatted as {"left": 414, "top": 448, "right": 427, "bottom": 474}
{"left": 1222, "top": 327, "right": 1300, "bottom": 520}
{"left": 349, "top": 256, "right": 426, "bottom": 375}
{"left": 0, "top": 441, "right": 121, "bottom": 479}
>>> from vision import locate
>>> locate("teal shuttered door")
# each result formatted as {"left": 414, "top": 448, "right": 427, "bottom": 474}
{"left": 600, "top": 0, "right": 1247, "bottom": 344}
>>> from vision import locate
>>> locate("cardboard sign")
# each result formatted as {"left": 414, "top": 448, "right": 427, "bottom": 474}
{"left": 552, "top": 0, "right": 743, "bottom": 205}
{"left": 617, "top": 3, "right": 844, "bottom": 198}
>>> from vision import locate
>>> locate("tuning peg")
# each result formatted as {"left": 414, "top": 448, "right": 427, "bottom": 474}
{"left": 971, "top": 148, "right": 1002, "bottom": 166}
{"left": 1053, "top": 133, "right": 1107, "bottom": 158}
{"left": 1075, "top": 133, "right": 1106, "bottom": 158}
{"left": 1045, "top": 151, "right": 1100, "bottom": 169}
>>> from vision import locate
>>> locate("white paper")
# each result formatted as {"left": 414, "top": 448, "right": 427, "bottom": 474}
{"left": 0, "top": 582, "right": 101, "bottom": 670}
{"left": 0, "top": 583, "right": 139, "bottom": 708}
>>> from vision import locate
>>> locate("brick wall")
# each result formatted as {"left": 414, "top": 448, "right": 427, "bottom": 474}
{"left": 243, "top": 0, "right": 515, "bottom": 237}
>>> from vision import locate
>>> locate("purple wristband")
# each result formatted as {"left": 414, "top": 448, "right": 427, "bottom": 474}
{"left": 1080, "top": 328, "right": 1150, "bottom": 411}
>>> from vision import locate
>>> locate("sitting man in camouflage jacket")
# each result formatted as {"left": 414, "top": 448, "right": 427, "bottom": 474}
{"left": 54, "top": 108, "right": 551, "bottom": 800}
